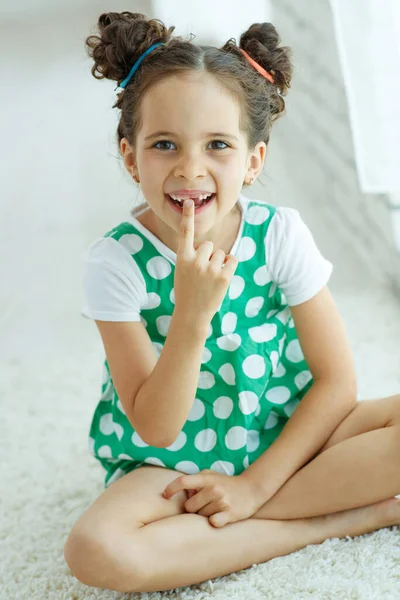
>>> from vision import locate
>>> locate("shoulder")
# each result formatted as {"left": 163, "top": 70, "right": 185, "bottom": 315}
{"left": 82, "top": 236, "right": 146, "bottom": 296}
{"left": 264, "top": 206, "right": 333, "bottom": 306}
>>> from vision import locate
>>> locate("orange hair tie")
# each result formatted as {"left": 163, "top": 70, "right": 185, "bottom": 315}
{"left": 239, "top": 48, "right": 275, "bottom": 84}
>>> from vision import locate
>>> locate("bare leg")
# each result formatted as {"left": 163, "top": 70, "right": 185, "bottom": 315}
{"left": 253, "top": 426, "right": 400, "bottom": 520}
{"left": 110, "top": 498, "right": 400, "bottom": 593}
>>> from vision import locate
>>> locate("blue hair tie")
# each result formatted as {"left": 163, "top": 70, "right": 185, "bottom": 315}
{"left": 115, "top": 42, "right": 166, "bottom": 91}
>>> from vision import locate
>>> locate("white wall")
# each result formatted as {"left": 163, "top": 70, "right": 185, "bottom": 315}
{"left": 269, "top": 0, "right": 400, "bottom": 293}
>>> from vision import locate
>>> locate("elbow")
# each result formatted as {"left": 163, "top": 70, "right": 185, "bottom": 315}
{"left": 132, "top": 421, "right": 177, "bottom": 449}
{"left": 315, "top": 377, "right": 358, "bottom": 407}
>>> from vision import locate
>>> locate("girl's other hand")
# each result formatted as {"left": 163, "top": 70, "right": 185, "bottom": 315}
{"left": 162, "top": 469, "right": 265, "bottom": 528}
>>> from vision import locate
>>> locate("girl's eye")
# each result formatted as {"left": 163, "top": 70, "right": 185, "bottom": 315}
{"left": 152, "top": 140, "right": 229, "bottom": 151}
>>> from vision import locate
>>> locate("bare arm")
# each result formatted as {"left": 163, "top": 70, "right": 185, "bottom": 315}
{"left": 133, "top": 312, "right": 209, "bottom": 447}
{"left": 241, "top": 285, "right": 358, "bottom": 499}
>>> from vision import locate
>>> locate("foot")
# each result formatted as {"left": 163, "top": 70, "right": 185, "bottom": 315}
{"left": 317, "top": 497, "right": 400, "bottom": 540}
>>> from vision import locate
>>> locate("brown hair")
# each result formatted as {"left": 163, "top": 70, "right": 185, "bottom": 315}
{"left": 85, "top": 11, "right": 294, "bottom": 187}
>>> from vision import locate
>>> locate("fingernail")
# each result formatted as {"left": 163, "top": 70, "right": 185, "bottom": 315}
{"left": 184, "top": 199, "right": 191, "bottom": 207}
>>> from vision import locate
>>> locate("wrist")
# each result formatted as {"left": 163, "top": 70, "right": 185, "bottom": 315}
{"left": 239, "top": 470, "right": 274, "bottom": 504}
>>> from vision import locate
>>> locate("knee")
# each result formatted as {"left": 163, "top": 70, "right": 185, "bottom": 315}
{"left": 63, "top": 525, "right": 147, "bottom": 593}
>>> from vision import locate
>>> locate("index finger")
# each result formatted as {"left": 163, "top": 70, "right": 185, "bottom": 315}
{"left": 177, "top": 198, "right": 194, "bottom": 259}
{"left": 163, "top": 474, "right": 203, "bottom": 499}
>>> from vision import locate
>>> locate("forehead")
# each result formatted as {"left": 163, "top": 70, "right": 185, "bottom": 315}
{"left": 139, "top": 72, "right": 241, "bottom": 137}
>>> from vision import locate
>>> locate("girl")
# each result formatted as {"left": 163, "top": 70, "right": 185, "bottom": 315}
{"left": 64, "top": 11, "right": 400, "bottom": 594}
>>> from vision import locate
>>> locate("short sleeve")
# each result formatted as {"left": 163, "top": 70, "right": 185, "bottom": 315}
{"left": 81, "top": 237, "right": 147, "bottom": 321}
{"left": 265, "top": 207, "right": 333, "bottom": 306}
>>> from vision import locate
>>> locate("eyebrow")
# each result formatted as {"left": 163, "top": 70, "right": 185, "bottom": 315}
{"left": 144, "top": 131, "right": 239, "bottom": 142}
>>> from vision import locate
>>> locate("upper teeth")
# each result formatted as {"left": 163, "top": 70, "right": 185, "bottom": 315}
{"left": 169, "top": 193, "right": 212, "bottom": 202}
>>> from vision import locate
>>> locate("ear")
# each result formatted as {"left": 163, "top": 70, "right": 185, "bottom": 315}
{"left": 245, "top": 141, "right": 267, "bottom": 182}
{"left": 120, "top": 137, "right": 139, "bottom": 180}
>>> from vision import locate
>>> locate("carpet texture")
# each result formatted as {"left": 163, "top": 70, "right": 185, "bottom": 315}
{"left": 1, "top": 284, "right": 400, "bottom": 599}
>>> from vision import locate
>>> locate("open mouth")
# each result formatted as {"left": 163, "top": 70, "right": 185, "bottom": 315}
{"left": 165, "top": 193, "right": 216, "bottom": 214}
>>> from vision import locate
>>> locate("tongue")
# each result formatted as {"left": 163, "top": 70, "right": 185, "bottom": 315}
{"left": 191, "top": 196, "right": 209, "bottom": 207}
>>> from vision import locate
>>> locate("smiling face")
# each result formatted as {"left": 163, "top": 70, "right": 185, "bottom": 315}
{"left": 120, "top": 71, "right": 266, "bottom": 252}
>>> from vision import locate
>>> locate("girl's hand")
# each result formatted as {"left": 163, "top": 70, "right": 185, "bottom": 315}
{"left": 162, "top": 469, "right": 266, "bottom": 528}
{"left": 174, "top": 198, "right": 239, "bottom": 326}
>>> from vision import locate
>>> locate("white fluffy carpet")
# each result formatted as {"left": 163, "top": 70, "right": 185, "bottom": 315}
{"left": 1, "top": 282, "right": 400, "bottom": 599}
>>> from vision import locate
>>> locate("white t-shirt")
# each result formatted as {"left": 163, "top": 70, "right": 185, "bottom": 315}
{"left": 81, "top": 194, "right": 333, "bottom": 321}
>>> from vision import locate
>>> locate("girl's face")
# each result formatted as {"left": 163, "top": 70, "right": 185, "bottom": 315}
{"left": 121, "top": 72, "right": 266, "bottom": 249}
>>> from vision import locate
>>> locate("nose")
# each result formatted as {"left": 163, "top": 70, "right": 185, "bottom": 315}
{"left": 173, "top": 149, "right": 208, "bottom": 181}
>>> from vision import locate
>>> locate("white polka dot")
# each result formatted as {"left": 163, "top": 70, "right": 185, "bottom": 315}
{"left": 274, "top": 362, "right": 287, "bottom": 377}
{"left": 146, "top": 256, "right": 172, "bottom": 280}
{"left": 210, "top": 461, "right": 235, "bottom": 475}
{"left": 283, "top": 398, "right": 300, "bottom": 418}
{"left": 236, "top": 237, "right": 256, "bottom": 262}
{"left": 132, "top": 431, "right": 149, "bottom": 447}
{"left": 175, "top": 461, "right": 200, "bottom": 474}
{"left": 264, "top": 411, "right": 279, "bottom": 429}
{"left": 276, "top": 306, "right": 291, "bottom": 325}
{"left": 243, "top": 455, "right": 249, "bottom": 469}
{"left": 286, "top": 339, "right": 304, "bottom": 363}
{"left": 198, "top": 370, "right": 215, "bottom": 389}
{"left": 187, "top": 398, "right": 205, "bottom": 421}
{"left": 140, "top": 315, "right": 147, "bottom": 327}
{"left": 268, "top": 282, "right": 277, "bottom": 298}
{"left": 245, "top": 296, "right": 265, "bottom": 318}
{"left": 248, "top": 323, "right": 277, "bottom": 343}
{"left": 217, "top": 333, "right": 241, "bottom": 351}
{"left": 88, "top": 437, "right": 95, "bottom": 454}
{"left": 238, "top": 391, "right": 259, "bottom": 415}
{"left": 213, "top": 396, "right": 234, "bottom": 419}
{"left": 288, "top": 317, "right": 295, "bottom": 328}
{"left": 143, "top": 292, "right": 161, "bottom": 310}
{"left": 97, "top": 445, "right": 112, "bottom": 458}
{"left": 194, "top": 429, "right": 217, "bottom": 452}
{"left": 225, "top": 426, "right": 247, "bottom": 450}
{"left": 229, "top": 275, "right": 245, "bottom": 300}
{"left": 295, "top": 370, "right": 312, "bottom": 390}
{"left": 254, "top": 265, "right": 271, "bottom": 286}
{"left": 144, "top": 457, "right": 166, "bottom": 467}
{"left": 207, "top": 323, "right": 213, "bottom": 339}
{"left": 221, "top": 312, "right": 237, "bottom": 334}
{"left": 255, "top": 404, "right": 261, "bottom": 417}
{"left": 279, "top": 335, "right": 286, "bottom": 354}
{"left": 166, "top": 431, "right": 187, "bottom": 451}
{"left": 100, "top": 382, "right": 113, "bottom": 402}
{"left": 201, "top": 346, "right": 212, "bottom": 364}
{"left": 119, "top": 233, "right": 143, "bottom": 255}
{"left": 156, "top": 315, "right": 172, "bottom": 337}
{"left": 116, "top": 399, "right": 126, "bottom": 415}
{"left": 152, "top": 342, "right": 164, "bottom": 357}
{"left": 267, "top": 308, "right": 279, "bottom": 318}
{"left": 270, "top": 351, "right": 280, "bottom": 372}
{"left": 117, "top": 453, "right": 133, "bottom": 460}
{"left": 99, "top": 413, "right": 114, "bottom": 435}
{"left": 218, "top": 363, "right": 236, "bottom": 385}
{"left": 242, "top": 354, "right": 266, "bottom": 379}
{"left": 245, "top": 205, "right": 270, "bottom": 225}
{"left": 265, "top": 386, "right": 291, "bottom": 405}
{"left": 170, "top": 288, "right": 175, "bottom": 304}
{"left": 113, "top": 422, "right": 124, "bottom": 441}
{"left": 246, "top": 430, "right": 260, "bottom": 453}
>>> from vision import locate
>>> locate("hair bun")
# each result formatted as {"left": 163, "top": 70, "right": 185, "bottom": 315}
{"left": 85, "top": 11, "right": 171, "bottom": 84}
{"left": 240, "top": 22, "right": 293, "bottom": 95}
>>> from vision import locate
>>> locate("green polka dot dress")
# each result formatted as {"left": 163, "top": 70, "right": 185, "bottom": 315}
{"left": 88, "top": 200, "right": 317, "bottom": 488}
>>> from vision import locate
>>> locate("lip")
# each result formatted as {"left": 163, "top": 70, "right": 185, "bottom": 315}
{"left": 166, "top": 189, "right": 215, "bottom": 197}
